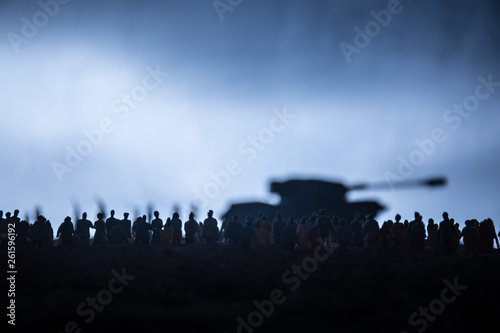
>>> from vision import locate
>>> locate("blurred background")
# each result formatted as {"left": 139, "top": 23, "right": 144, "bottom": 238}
{"left": 0, "top": 0, "right": 499, "bottom": 235}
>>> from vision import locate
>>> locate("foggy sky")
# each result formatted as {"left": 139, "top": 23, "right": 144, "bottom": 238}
{"left": 1, "top": 0, "right": 499, "bottom": 233}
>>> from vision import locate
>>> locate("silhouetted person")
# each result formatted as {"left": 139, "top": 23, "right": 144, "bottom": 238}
{"left": 184, "top": 212, "right": 199, "bottom": 244}
{"left": 109, "top": 222, "right": 128, "bottom": 245}
{"left": 151, "top": 211, "right": 163, "bottom": 245}
{"left": 336, "top": 219, "right": 352, "bottom": 252}
{"left": 254, "top": 220, "right": 269, "bottom": 246}
{"left": 350, "top": 212, "right": 364, "bottom": 249}
{"left": 0, "top": 211, "right": 6, "bottom": 248}
{"left": 106, "top": 210, "right": 119, "bottom": 236}
{"left": 393, "top": 214, "right": 409, "bottom": 248}
{"left": 121, "top": 212, "right": 132, "bottom": 243}
{"left": 477, "top": 218, "right": 499, "bottom": 253}
{"left": 362, "top": 214, "right": 380, "bottom": 248}
{"left": 317, "top": 209, "right": 333, "bottom": 247}
{"left": 280, "top": 217, "right": 297, "bottom": 251}
{"left": 461, "top": 220, "right": 477, "bottom": 255}
{"left": 45, "top": 220, "right": 54, "bottom": 247}
{"left": 379, "top": 220, "right": 394, "bottom": 248}
{"left": 57, "top": 216, "right": 75, "bottom": 246}
{"left": 171, "top": 213, "right": 182, "bottom": 246}
{"left": 162, "top": 218, "right": 173, "bottom": 245}
{"left": 203, "top": 210, "right": 219, "bottom": 244}
{"left": 76, "top": 212, "right": 94, "bottom": 246}
{"left": 297, "top": 217, "right": 311, "bottom": 250}
{"left": 226, "top": 215, "right": 243, "bottom": 244}
{"left": 409, "top": 212, "right": 426, "bottom": 252}
{"left": 272, "top": 212, "right": 286, "bottom": 245}
{"left": 93, "top": 213, "right": 107, "bottom": 245}
{"left": 12, "top": 209, "right": 21, "bottom": 226}
{"left": 135, "top": 216, "right": 152, "bottom": 245}
{"left": 260, "top": 216, "right": 272, "bottom": 245}
{"left": 11, "top": 212, "right": 30, "bottom": 248}
{"left": 31, "top": 215, "right": 47, "bottom": 248}
{"left": 240, "top": 216, "right": 255, "bottom": 248}
{"left": 438, "top": 212, "right": 455, "bottom": 255}
{"left": 309, "top": 223, "right": 320, "bottom": 250}
{"left": 427, "top": 219, "right": 438, "bottom": 253}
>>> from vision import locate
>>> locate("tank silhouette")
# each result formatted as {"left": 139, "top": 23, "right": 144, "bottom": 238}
{"left": 222, "top": 177, "right": 446, "bottom": 221}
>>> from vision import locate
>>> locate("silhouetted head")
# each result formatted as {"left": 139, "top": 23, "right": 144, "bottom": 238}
{"left": 6, "top": 212, "right": 11, "bottom": 218}
{"left": 82, "top": 212, "right": 87, "bottom": 219}
{"left": 142, "top": 215, "right": 147, "bottom": 222}
{"left": 110, "top": 210, "right": 115, "bottom": 217}
{"left": 208, "top": 210, "right": 213, "bottom": 217}
{"left": 320, "top": 209, "right": 326, "bottom": 216}
{"left": 414, "top": 212, "right": 420, "bottom": 219}
{"left": 154, "top": 211, "right": 159, "bottom": 218}
{"left": 46, "top": 221, "right": 52, "bottom": 228}
{"left": 443, "top": 212, "right": 449, "bottom": 219}
{"left": 14, "top": 210, "right": 19, "bottom": 217}
{"left": 395, "top": 214, "right": 401, "bottom": 222}
{"left": 37, "top": 215, "right": 46, "bottom": 222}
{"left": 124, "top": 212, "right": 129, "bottom": 218}
{"left": 189, "top": 212, "right": 194, "bottom": 219}
{"left": 428, "top": 218, "right": 434, "bottom": 226}
{"left": 366, "top": 214, "right": 374, "bottom": 220}
{"left": 97, "top": 212, "right": 103, "bottom": 219}
{"left": 64, "top": 216, "right": 71, "bottom": 223}
{"left": 173, "top": 212, "right": 179, "bottom": 219}
{"left": 288, "top": 217, "right": 295, "bottom": 225}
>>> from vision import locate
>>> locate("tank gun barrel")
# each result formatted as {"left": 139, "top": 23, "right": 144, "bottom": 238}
{"left": 348, "top": 177, "right": 447, "bottom": 191}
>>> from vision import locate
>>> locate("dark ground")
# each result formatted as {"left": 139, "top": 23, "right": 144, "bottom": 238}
{"left": 9, "top": 244, "right": 500, "bottom": 333}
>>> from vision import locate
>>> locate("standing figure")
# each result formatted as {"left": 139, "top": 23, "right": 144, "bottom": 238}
{"left": 31, "top": 215, "right": 47, "bottom": 248}
{"left": 427, "top": 219, "right": 438, "bottom": 253}
{"left": 203, "top": 210, "right": 219, "bottom": 244}
{"left": 171, "top": 213, "right": 183, "bottom": 246}
{"left": 272, "top": 212, "right": 286, "bottom": 245}
{"left": 93, "top": 213, "right": 107, "bottom": 245}
{"left": 151, "top": 211, "right": 163, "bottom": 245}
{"left": 162, "top": 218, "right": 173, "bottom": 245}
{"left": 45, "top": 220, "right": 54, "bottom": 247}
{"left": 76, "top": 212, "right": 94, "bottom": 246}
{"left": 184, "top": 212, "right": 199, "bottom": 244}
{"left": 57, "top": 217, "right": 75, "bottom": 246}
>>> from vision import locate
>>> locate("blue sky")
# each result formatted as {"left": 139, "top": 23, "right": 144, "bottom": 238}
{"left": 1, "top": 0, "right": 499, "bottom": 233}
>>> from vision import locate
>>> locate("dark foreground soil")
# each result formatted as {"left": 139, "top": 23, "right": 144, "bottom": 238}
{"left": 9, "top": 244, "right": 500, "bottom": 333}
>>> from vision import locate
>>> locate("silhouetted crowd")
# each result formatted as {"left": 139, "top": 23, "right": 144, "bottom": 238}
{"left": 1, "top": 208, "right": 499, "bottom": 255}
